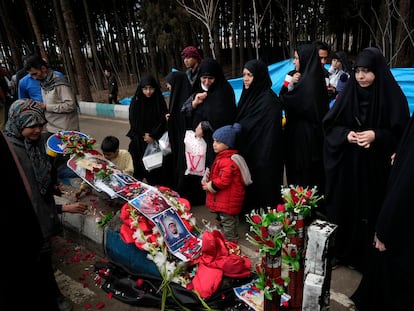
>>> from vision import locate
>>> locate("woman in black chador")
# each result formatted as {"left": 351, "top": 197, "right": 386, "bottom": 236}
{"left": 181, "top": 58, "right": 236, "bottom": 205}
{"left": 127, "top": 75, "right": 168, "bottom": 185}
{"left": 164, "top": 71, "right": 192, "bottom": 191}
{"left": 351, "top": 111, "right": 414, "bottom": 311}
{"left": 279, "top": 43, "right": 329, "bottom": 198}
{"left": 323, "top": 47, "right": 410, "bottom": 274}
{"left": 236, "top": 59, "right": 284, "bottom": 214}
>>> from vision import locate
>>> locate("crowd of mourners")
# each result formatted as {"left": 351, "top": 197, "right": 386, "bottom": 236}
{"left": 1, "top": 42, "right": 412, "bottom": 311}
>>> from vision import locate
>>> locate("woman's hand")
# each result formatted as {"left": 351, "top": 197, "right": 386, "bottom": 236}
{"left": 374, "top": 233, "right": 386, "bottom": 252}
{"left": 390, "top": 152, "right": 396, "bottom": 165}
{"left": 62, "top": 202, "right": 88, "bottom": 214}
{"left": 143, "top": 133, "right": 154, "bottom": 143}
{"left": 292, "top": 72, "right": 301, "bottom": 83}
{"left": 192, "top": 92, "right": 208, "bottom": 108}
{"left": 356, "top": 130, "right": 375, "bottom": 148}
{"left": 347, "top": 130, "right": 358, "bottom": 144}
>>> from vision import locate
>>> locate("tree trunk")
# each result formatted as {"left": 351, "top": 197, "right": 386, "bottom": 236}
{"left": 59, "top": 0, "right": 93, "bottom": 101}
{"left": 52, "top": 0, "right": 77, "bottom": 95}
{"left": 239, "top": 0, "right": 245, "bottom": 72}
{"left": 231, "top": 0, "right": 237, "bottom": 77}
{"left": 83, "top": 0, "right": 104, "bottom": 90}
{"left": 0, "top": 1, "right": 21, "bottom": 70}
{"left": 393, "top": 0, "right": 411, "bottom": 67}
{"left": 24, "top": 0, "right": 47, "bottom": 60}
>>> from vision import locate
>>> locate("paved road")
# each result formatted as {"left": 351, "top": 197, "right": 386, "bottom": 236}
{"left": 53, "top": 115, "right": 360, "bottom": 311}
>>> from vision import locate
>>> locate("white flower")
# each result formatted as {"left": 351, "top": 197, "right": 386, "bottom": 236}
{"left": 152, "top": 250, "right": 167, "bottom": 268}
{"left": 142, "top": 242, "right": 153, "bottom": 252}
{"left": 156, "top": 235, "right": 165, "bottom": 246}
{"left": 130, "top": 219, "right": 138, "bottom": 227}
{"left": 152, "top": 225, "right": 160, "bottom": 234}
{"left": 132, "top": 228, "right": 146, "bottom": 244}
{"left": 165, "top": 261, "right": 177, "bottom": 279}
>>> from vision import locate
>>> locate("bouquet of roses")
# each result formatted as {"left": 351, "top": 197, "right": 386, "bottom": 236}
{"left": 56, "top": 131, "right": 96, "bottom": 157}
{"left": 245, "top": 206, "right": 295, "bottom": 256}
{"left": 280, "top": 185, "right": 323, "bottom": 217}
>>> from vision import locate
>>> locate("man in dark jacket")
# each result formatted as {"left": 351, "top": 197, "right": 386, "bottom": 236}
{"left": 104, "top": 68, "right": 119, "bottom": 104}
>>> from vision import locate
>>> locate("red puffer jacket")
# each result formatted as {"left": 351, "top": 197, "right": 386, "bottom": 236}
{"left": 205, "top": 149, "right": 245, "bottom": 215}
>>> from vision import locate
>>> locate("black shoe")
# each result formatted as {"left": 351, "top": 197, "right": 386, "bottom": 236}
{"left": 57, "top": 295, "right": 73, "bottom": 311}
{"left": 331, "top": 257, "right": 341, "bottom": 270}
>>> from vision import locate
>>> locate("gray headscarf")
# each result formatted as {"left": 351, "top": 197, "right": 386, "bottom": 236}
{"left": 5, "top": 99, "right": 52, "bottom": 195}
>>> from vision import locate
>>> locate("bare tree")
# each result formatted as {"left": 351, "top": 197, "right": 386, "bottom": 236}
{"left": 176, "top": 0, "right": 219, "bottom": 59}
{"left": 275, "top": 0, "right": 296, "bottom": 58}
{"left": 358, "top": 0, "right": 413, "bottom": 66}
{"left": 252, "top": 0, "right": 272, "bottom": 59}
{"left": 392, "top": 0, "right": 413, "bottom": 66}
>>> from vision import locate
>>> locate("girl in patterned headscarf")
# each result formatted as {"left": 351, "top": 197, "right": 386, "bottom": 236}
{"left": 5, "top": 98, "right": 61, "bottom": 235}
{"left": 5, "top": 98, "right": 52, "bottom": 196}
{"left": 5, "top": 98, "right": 86, "bottom": 310}
{"left": 4, "top": 98, "right": 68, "bottom": 308}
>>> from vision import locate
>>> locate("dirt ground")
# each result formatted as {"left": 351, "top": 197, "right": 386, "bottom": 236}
{"left": 91, "top": 84, "right": 137, "bottom": 104}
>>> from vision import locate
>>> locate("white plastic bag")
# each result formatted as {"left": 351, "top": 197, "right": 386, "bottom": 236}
{"left": 158, "top": 131, "right": 171, "bottom": 155}
{"left": 142, "top": 141, "right": 163, "bottom": 171}
{"left": 184, "top": 130, "right": 206, "bottom": 176}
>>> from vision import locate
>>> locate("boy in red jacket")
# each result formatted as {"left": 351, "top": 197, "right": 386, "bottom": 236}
{"left": 202, "top": 123, "right": 252, "bottom": 242}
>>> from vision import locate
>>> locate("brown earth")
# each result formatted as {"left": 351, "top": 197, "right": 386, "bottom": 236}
{"left": 90, "top": 84, "right": 137, "bottom": 104}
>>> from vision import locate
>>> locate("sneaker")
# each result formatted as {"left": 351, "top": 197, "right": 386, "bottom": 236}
{"left": 56, "top": 295, "right": 73, "bottom": 311}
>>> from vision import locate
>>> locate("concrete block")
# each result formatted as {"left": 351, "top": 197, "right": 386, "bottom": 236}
{"left": 305, "top": 220, "right": 337, "bottom": 276}
{"left": 302, "top": 220, "right": 337, "bottom": 311}
{"left": 114, "top": 104, "right": 129, "bottom": 120}
{"left": 61, "top": 213, "right": 84, "bottom": 232}
{"left": 302, "top": 273, "right": 329, "bottom": 311}
{"left": 79, "top": 101, "right": 96, "bottom": 116}
{"left": 81, "top": 213, "right": 106, "bottom": 245}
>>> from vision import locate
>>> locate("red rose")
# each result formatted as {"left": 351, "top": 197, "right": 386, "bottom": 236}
{"left": 276, "top": 204, "right": 286, "bottom": 212}
{"left": 251, "top": 215, "right": 262, "bottom": 224}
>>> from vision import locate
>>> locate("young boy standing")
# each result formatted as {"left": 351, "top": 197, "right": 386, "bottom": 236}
{"left": 202, "top": 123, "right": 252, "bottom": 242}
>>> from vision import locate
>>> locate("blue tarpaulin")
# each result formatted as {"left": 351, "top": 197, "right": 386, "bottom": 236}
{"left": 389, "top": 68, "right": 414, "bottom": 114}
{"left": 121, "top": 59, "right": 414, "bottom": 113}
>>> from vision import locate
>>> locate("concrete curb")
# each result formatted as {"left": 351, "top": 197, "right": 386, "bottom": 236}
{"left": 78, "top": 101, "right": 129, "bottom": 120}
